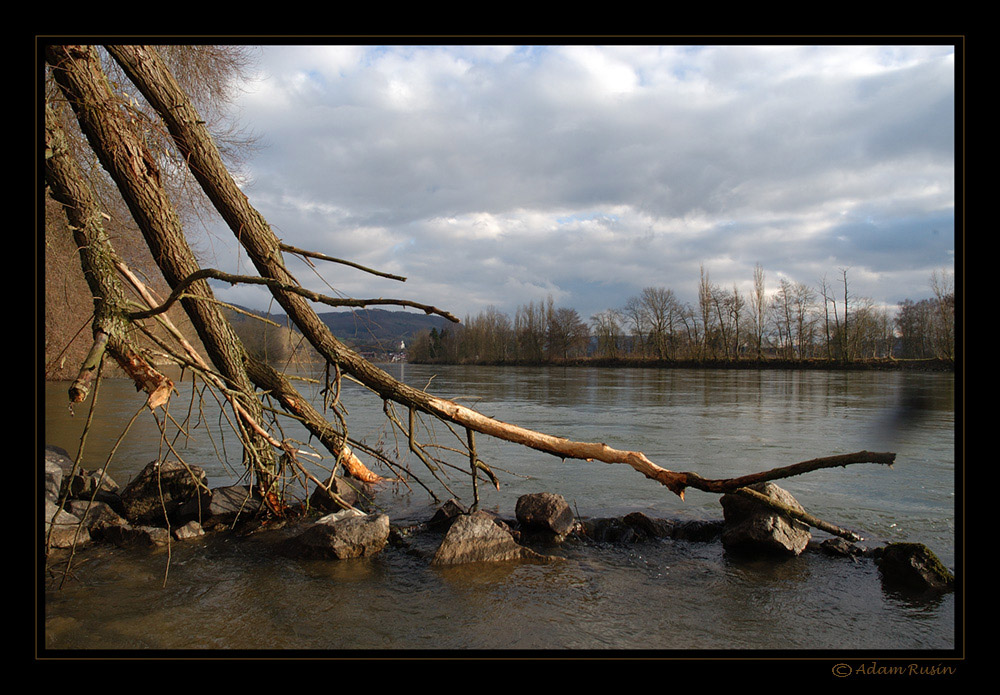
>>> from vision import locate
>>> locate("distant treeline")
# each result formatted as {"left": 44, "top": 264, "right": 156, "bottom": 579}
{"left": 408, "top": 266, "right": 955, "bottom": 368}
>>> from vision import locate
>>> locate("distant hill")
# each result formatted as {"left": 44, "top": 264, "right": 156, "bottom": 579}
{"left": 225, "top": 305, "right": 455, "bottom": 356}
{"left": 317, "top": 308, "right": 455, "bottom": 351}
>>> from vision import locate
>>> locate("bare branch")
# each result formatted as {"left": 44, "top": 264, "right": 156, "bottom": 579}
{"left": 280, "top": 242, "right": 407, "bottom": 282}
{"left": 128, "top": 267, "right": 460, "bottom": 323}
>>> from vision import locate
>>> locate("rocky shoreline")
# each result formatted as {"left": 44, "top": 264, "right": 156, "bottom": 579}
{"left": 43, "top": 446, "right": 955, "bottom": 598}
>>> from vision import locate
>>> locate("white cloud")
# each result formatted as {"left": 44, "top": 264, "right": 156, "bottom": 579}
{"left": 214, "top": 42, "right": 956, "bottom": 322}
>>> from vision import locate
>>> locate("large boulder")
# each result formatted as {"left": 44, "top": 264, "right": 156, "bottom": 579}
{"left": 720, "top": 482, "right": 811, "bottom": 556}
{"left": 515, "top": 492, "right": 575, "bottom": 537}
{"left": 284, "top": 513, "right": 390, "bottom": 560}
{"left": 119, "top": 459, "right": 208, "bottom": 526}
{"left": 431, "top": 511, "right": 555, "bottom": 566}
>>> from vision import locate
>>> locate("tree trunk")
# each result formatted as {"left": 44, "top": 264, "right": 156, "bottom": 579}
{"left": 46, "top": 44, "right": 278, "bottom": 487}
{"left": 45, "top": 103, "right": 174, "bottom": 410}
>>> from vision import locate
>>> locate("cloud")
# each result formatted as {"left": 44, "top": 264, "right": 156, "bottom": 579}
{"left": 210, "top": 42, "right": 956, "bottom": 322}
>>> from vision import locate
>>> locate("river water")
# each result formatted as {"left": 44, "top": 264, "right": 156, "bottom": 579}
{"left": 41, "top": 364, "right": 958, "bottom": 654}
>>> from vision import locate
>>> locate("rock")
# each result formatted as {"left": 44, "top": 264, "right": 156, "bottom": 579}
{"left": 669, "top": 519, "right": 724, "bottom": 542}
{"left": 45, "top": 448, "right": 68, "bottom": 502}
{"left": 720, "top": 482, "right": 811, "bottom": 556}
{"left": 309, "top": 474, "right": 371, "bottom": 513}
{"left": 284, "top": 513, "right": 390, "bottom": 560}
{"left": 515, "top": 492, "right": 575, "bottom": 537}
{"left": 820, "top": 537, "right": 863, "bottom": 558}
{"left": 173, "top": 520, "right": 205, "bottom": 541}
{"left": 65, "top": 499, "right": 128, "bottom": 541}
{"left": 44, "top": 499, "right": 90, "bottom": 549}
{"left": 119, "top": 459, "right": 208, "bottom": 526}
{"left": 45, "top": 446, "right": 120, "bottom": 502}
{"left": 178, "top": 485, "right": 264, "bottom": 528}
{"left": 316, "top": 507, "right": 367, "bottom": 524}
{"left": 431, "top": 510, "right": 554, "bottom": 566}
{"left": 427, "top": 498, "right": 467, "bottom": 529}
{"left": 67, "top": 467, "right": 119, "bottom": 499}
{"left": 875, "top": 542, "right": 955, "bottom": 594}
{"left": 101, "top": 523, "right": 171, "bottom": 548}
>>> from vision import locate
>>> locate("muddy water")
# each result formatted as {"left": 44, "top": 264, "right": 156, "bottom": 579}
{"left": 42, "top": 365, "right": 957, "bottom": 653}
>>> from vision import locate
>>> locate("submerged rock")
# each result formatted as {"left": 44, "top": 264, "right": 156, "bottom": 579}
{"left": 720, "top": 482, "right": 811, "bottom": 556}
{"left": 820, "top": 537, "right": 864, "bottom": 558}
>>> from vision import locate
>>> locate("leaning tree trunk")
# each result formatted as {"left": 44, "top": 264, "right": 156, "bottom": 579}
{"left": 45, "top": 44, "right": 278, "bottom": 489}
{"left": 44, "top": 103, "right": 174, "bottom": 410}
{"left": 104, "top": 44, "right": 897, "bottom": 510}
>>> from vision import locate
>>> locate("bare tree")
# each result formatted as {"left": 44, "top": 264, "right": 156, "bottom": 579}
{"left": 620, "top": 295, "right": 648, "bottom": 357}
{"left": 929, "top": 269, "right": 955, "bottom": 360}
{"left": 591, "top": 309, "right": 624, "bottom": 358}
{"left": 515, "top": 300, "right": 548, "bottom": 362}
{"left": 698, "top": 265, "right": 714, "bottom": 359}
{"left": 640, "top": 286, "right": 679, "bottom": 360}
{"left": 751, "top": 263, "right": 768, "bottom": 360}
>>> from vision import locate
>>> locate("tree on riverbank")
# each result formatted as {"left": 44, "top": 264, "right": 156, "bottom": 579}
{"left": 44, "top": 43, "right": 901, "bottom": 551}
{"left": 408, "top": 268, "right": 950, "bottom": 367}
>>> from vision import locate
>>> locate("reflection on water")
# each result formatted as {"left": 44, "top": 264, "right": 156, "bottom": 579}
{"left": 43, "top": 366, "right": 956, "bottom": 652}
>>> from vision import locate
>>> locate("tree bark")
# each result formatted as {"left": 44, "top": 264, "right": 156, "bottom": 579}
{"left": 46, "top": 44, "right": 277, "bottom": 485}
{"left": 45, "top": 102, "right": 173, "bottom": 410}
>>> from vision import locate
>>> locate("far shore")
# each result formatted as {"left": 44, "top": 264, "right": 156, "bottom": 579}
{"left": 405, "top": 356, "right": 955, "bottom": 372}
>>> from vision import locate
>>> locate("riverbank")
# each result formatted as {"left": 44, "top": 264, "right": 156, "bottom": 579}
{"left": 408, "top": 356, "right": 955, "bottom": 371}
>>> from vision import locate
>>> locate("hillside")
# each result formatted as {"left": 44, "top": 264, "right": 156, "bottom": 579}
{"left": 222, "top": 305, "right": 455, "bottom": 364}
{"left": 316, "top": 308, "right": 454, "bottom": 352}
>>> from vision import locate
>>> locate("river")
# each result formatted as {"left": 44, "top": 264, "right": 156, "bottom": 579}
{"left": 41, "top": 364, "right": 958, "bottom": 654}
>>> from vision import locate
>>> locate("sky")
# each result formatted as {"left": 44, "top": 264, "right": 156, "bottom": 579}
{"left": 199, "top": 42, "right": 957, "bottom": 324}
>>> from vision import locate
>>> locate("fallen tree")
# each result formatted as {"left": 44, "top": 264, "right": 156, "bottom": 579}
{"left": 44, "top": 44, "right": 895, "bottom": 546}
